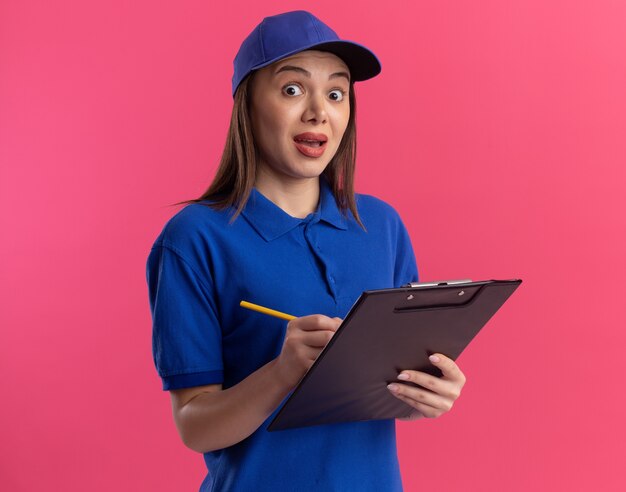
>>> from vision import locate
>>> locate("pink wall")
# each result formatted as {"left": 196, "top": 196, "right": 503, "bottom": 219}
{"left": 1, "top": 1, "right": 625, "bottom": 490}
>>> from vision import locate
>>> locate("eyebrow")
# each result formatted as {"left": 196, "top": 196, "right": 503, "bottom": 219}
{"left": 274, "top": 65, "right": 351, "bottom": 83}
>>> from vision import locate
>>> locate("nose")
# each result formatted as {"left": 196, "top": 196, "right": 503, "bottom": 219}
{"left": 301, "top": 93, "right": 328, "bottom": 124}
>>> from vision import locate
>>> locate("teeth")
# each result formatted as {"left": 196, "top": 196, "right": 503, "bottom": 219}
{"left": 296, "top": 139, "right": 324, "bottom": 146}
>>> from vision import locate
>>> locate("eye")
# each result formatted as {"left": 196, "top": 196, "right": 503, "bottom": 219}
{"left": 283, "top": 84, "right": 303, "bottom": 96}
{"left": 328, "top": 89, "right": 346, "bottom": 102}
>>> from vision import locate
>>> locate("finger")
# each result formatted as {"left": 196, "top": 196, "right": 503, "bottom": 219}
{"left": 428, "top": 353, "right": 466, "bottom": 386}
{"left": 291, "top": 315, "right": 341, "bottom": 332}
{"left": 300, "top": 329, "right": 335, "bottom": 348}
{"left": 284, "top": 329, "right": 334, "bottom": 349}
{"left": 398, "top": 410, "right": 424, "bottom": 421}
{"left": 387, "top": 383, "right": 454, "bottom": 412}
{"left": 396, "top": 370, "right": 461, "bottom": 400}
{"left": 391, "top": 392, "right": 447, "bottom": 419}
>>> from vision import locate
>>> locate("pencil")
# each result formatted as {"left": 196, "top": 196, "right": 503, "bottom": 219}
{"left": 239, "top": 300, "right": 296, "bottom": 321}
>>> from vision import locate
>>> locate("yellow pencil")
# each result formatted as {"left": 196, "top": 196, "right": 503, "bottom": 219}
{"left": 239, "top": 300, "right": 296, "bottom": 321}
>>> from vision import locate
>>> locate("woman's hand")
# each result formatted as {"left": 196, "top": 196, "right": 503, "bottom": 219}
{"left": 274, "top": 315, "right": 341, "bottom": 390}
{"left": 387, "top": 353, "right": 466, "bottom": 421}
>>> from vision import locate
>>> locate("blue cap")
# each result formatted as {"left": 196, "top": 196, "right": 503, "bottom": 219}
{"left": 232, "top": 10, "right": 382, "bottom": 97}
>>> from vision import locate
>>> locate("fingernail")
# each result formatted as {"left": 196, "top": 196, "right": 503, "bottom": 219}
{"left": 429, "top": 355, "right": 440, "bottom": 363}
{"left": 387, "top": 384, "right": 400, "bottom": 392}
{"left": 397, "top": 373, "right": 410, "bottom": 380}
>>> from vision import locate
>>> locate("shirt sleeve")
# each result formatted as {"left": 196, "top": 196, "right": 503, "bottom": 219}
{"left": 393, "top": 215, "right": 419, "bottom": 287}
{"left": 147, "top": 242, "right": 224, "bottom": 390}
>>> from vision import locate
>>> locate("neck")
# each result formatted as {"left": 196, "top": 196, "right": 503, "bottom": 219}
{"left": 254, "top": 170, "right": 321, "bottom": 219}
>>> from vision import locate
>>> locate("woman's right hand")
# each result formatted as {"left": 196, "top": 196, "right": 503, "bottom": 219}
{"left": 170, "top": 314, "right": 340, "bottom": 453}
{"left": 274, "top": 315, "right": 342, "bottom": 389}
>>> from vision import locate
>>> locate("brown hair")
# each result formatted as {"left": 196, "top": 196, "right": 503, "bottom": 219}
{"left": 184, "top": 72, "right": 363, "bottom": 227}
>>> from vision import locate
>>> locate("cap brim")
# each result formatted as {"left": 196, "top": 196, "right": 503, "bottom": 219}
{"left": 250, "top": 40, "right": 381, "bottom": 83}
{"left": 310, "top": 40, "right": 382, "bottom": 82}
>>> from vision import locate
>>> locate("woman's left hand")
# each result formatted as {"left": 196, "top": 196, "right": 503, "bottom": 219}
{"left": 387, "top": 353, "right": 466, "bottom": 421}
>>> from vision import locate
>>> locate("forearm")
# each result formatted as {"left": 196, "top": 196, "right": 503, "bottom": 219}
{"left": 174, "top": 359, "right": 291, "bottom": 453}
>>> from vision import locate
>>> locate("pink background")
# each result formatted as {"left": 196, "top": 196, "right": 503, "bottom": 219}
{"left": 1, "top": 0, "right": 625, "bottom": 490}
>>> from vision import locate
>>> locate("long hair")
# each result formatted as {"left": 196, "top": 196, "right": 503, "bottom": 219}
{"left": 185, "top": 73, "right": 363, "bottom": 227}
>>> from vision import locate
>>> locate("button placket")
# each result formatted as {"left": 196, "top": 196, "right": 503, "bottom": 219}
{"left": 304, "top": 224, "right": 337, "bottom": 300}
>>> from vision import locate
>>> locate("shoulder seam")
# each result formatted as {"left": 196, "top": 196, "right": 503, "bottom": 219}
{"left": 155, "top": 242, "right": 215, "bottom": 295}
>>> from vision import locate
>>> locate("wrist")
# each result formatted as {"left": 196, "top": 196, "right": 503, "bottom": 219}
{"left": 267, "top": 358, "right": 299, "bottom": 393}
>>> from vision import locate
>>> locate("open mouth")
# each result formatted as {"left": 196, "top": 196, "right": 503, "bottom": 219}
{"left": 293, "top": 133, "right": 328, "bottom": 157}
{"left": 293, "top": 133, "right": 328, "bottom": 147}
{"left": 293, "top": 138, "right": 326, "bottom": 148}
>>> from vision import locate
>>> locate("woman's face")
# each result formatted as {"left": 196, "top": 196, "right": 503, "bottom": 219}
{"left": 249, "top": 50, "right": 351, "bottom": 184}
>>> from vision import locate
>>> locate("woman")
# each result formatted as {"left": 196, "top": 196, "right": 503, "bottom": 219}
{"left": 147, "top": 10, "right": 466, "bottom": 491}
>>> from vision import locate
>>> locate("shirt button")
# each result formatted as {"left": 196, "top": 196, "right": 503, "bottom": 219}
{"left": 329, "top": 276, "right": 335, "bottom": 284}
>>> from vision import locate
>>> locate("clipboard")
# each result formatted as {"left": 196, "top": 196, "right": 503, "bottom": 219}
{"left": 268, "top": 278, "right": 522, "bottom": 431}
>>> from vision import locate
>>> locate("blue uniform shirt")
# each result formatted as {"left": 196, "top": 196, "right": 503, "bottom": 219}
{"left": 147, "top": 179, "right": 418, "bottom": 491}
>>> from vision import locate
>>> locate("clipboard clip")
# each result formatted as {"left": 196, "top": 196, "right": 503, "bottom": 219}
{"left": 402, "top": 279, "right": 473, "bottom": 288}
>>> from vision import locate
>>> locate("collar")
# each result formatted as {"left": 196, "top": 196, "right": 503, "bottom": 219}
{"left": 241, "top": 178, "right": 348, "bottom": 242}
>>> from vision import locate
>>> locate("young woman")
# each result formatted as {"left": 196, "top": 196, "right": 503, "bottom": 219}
{"left": 147, "top": 10, "right": 466, "bottom": 491}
